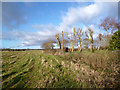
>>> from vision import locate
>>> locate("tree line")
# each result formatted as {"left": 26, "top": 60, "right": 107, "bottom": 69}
{"left": 42, "top": 16, "right": 120, "bottom": 52}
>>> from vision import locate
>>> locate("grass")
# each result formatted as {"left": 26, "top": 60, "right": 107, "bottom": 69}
{"left": 1, "top": 50, "right": 120, "bottom": 88}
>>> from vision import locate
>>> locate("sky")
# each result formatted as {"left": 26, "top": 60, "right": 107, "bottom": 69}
{"left": 1, "top": 1, "right": 119, "bottom": 49}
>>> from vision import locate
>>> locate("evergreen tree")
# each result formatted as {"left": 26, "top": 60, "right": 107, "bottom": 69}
{"left": 109, "top": 29, "right": 120, "bottom": 50}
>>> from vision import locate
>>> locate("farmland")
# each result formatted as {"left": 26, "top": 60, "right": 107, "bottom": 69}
{"left": 1, "top": 50, "right": 120, "bottom": 88}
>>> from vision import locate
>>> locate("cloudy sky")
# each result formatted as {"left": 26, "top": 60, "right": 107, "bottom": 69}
{"left": 2, "top": 1, "right": 119, "bottom": 49}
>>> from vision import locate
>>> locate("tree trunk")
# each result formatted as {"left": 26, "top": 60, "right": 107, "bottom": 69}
{"left": 93, "top": 43, "right": 95, "bottom": 50}
{"left": 62, "top": 31, "right": 64, "bottom": 50}
{"left": 69, "top": 39, "right": 71, "bottom": 52}
{"left": 78, "top": 38, "right": 82, "bottom": 52}
{"left": 72, "top": 40, "right": 74, "bottom": 52}
{"left": 98, "top": 40, "right": 101, "bottom": 50}
{"left": 90, "top": 37, "right": 94, "bottom": 52}
{"left": 79, "top": 39, "right": 82, "bottom": 52}
{"left": 55, "top": 34, "right": 61, "bottom": 49}
{"left": 91, "top": 40, "right": 94, "bottom": 52}
{"left": 58, "top": 40, "right": 61, "bottom": 49}
{"left": 74, "top": 27, "right": 77, "bottom": 48}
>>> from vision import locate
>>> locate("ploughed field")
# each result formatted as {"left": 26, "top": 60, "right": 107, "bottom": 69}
{"left": 1, "top": 50, "right": 120, "bottom": 88}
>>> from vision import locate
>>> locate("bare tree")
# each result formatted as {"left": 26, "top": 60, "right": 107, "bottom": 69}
{"left": 85, "top": 31, "right": 90, "bottom": 49}
{"left": 94, "top": 39, "right": 99, "bottom": 49}
{"left": 100, "top": 16, "right": 118, "bottom": 35}
{"left": 76, "top": 28, "right": 83, "bottom": 52}
{"left": 71, "top": 32, "right": 75, "bottom": 52}
{"left": 85, "top": 28, "right": 94, "bottom": 52}
{"left": 49, "top": 39, "right": 56, "bottom": 49}
{"left": 99, "top": 17, "right": 118, "bottom": 49}
{"left": 55, "top": 34, "right": 61, "bottom": 49}
{"left": 42, "top": 40, "right": 55, "bottom": 50}
{"left": 61, "top": 39, "right": 68, "bottom": 47}
{"left": 101, "top": 34, "right": 112, "bottom": 49}
{"left": 73, "top": 27, "right": 78, "bottom": 48}
{"left": 89, "top": 28, "right": 94, "bottom": 52}
{"left": 83, "top": 38, "right": 89, "bottom": 49}
{"left": 98, "top": 33, "right": 102, "bottom": 50}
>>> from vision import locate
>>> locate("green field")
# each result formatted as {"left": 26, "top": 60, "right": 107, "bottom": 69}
{"left": 1, "top": 50, "right": 120, "bottom": 88}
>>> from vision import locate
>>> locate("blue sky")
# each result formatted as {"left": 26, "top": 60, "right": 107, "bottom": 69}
{"left": 2, "top": 2, "right": 118, "bottom": 49}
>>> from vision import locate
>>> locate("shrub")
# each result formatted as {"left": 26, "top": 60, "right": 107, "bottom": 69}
{"left": 109, "top": 29, "right": 120, "bottom": 50}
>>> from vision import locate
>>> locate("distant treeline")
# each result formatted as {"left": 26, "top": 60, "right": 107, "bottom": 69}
{"left": 0, "top": 47, "right": 107, "bottom": 51}
{"left": 0, "top": 49, "right": 44, "bottom": 51}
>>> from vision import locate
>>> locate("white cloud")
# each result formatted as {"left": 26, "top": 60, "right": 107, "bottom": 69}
{"left": 59, "top": 2, "right": 118, "bottom": 32}
{"left": 33, "top": 24, "right": 60, "bottom": 36}
{"left": 3, "top": 2, "right": 118, "bottom": 48}
{"left": 3, "top": 24, "right": 59, "bottom": 47}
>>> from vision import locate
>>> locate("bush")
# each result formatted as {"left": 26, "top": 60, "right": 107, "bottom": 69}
{"left": 108, "top": 29, "right": 120, "bottom": 50}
